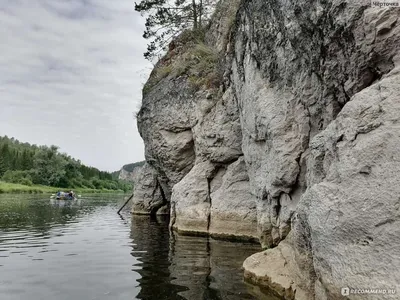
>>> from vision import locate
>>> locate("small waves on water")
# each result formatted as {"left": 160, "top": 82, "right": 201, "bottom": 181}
{"left": 0, "top": 194, "right": 272, "bottom": 300}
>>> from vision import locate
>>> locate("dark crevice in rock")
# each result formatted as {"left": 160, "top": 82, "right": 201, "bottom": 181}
{"left": 212, "top": 155, "right": 242, "bottom": 166}
{"left": 289, "top": 173, "right": 302, "bottom": 203}
{"left": 341, "top": 82, "right": 351, "bottom": 103}
{"left": 150, "top": 178, "right": 160, "bottom": 200}
{"left": 150, "top": 179, "right": 169, "bottom": 216}
{"left": 375, "top": 218, "right": 396, "bottom": 228}
{"left": 274, "top": 197, "right": 282, "bottom": 218}
{"left": 159, "top": 180, "right": 168, "bottom": 204}
{"left": 336, "top": 134, "right": 344, "bottom": 144}
{"left": 367, "top": 66, "right": 384, "bottom": 86}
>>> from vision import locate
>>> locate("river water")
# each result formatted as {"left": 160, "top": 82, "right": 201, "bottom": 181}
{"left": 0, "top": 194, "right": 275, "bottom": 300}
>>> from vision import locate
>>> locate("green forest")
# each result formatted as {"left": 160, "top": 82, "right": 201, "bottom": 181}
{"left": 0, "top": 135, "right": 132, "bottom": 192}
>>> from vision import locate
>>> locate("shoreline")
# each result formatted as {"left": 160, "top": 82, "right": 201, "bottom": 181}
{"left": 0, "top": 181, "right": 127, "bottom": 194}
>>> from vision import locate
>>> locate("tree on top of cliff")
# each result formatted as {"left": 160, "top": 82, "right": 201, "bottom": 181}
{"left": 135, "top": 0, "right": 217, "bottom": 61}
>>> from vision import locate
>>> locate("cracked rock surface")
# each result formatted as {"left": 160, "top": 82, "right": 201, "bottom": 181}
{"left": 136, "top": 0, "right": 257, "bottom": 238}
{"left": 236, "top": 0, "right": 400, "bottom": 298}
{"left": 130, "top": 163, "right": 168, "bottom": 215}
{"left": 135, "top": 0, "right": 400, "bottom": 297}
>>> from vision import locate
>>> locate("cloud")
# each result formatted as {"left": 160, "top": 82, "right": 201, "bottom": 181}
{"left": 0, "top": 0, "right": 153, "bottom": 171}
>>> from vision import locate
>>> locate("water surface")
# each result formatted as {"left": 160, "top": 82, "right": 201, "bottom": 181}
{"left": 0, "top": 194, "right": 273, "bottom": 300}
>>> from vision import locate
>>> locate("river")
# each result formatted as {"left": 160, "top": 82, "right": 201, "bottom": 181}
{"left": 0, "top": 194, "right": 277, "bottom": 300}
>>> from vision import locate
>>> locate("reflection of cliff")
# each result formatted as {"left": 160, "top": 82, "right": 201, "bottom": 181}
{"left": 168, "top": 234, "right": 212, "bottom": 300}
{"left": 130, "top": 215, "right": 187, "bottom": 300}
{"left": 130, "top": 216, "right": 262, "bottom": 300}
{"left": 169, "top": 234, "right": 271, "bottom": 300}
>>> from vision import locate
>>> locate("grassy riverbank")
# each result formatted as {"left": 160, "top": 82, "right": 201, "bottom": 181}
{"left": 0, "top": 181, "right": 126, "bottom": 194}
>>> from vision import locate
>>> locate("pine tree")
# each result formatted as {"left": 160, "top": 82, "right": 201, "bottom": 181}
{"left": 0, "top": 144, "right": 10, "bottom": 171}
{"left": 0, "top": 155, "right": 6, "bottom": 177}
{"left": 135, "top": 0, "right": 216, "bottom": 60}
{"left": 21, "top": 150, "right": 31, "bottom": 170}
{"left": 13, "top": 151, "right": 22, "bottom": 170}
{"left": 9, "top": 150, "right": 17, "bottom": 170}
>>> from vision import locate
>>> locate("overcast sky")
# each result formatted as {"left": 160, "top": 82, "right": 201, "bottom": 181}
{"left": 0, "top": 0, "right": 152, "bottom": 171}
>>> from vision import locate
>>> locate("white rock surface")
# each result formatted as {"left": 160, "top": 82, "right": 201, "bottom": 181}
{"left": 131, "top": 163, "right": 168, "bottom": 215}
{"left": 136, "top": 0, "right": 400, "bottom": 297}
{"left": 240, "top": 1, "right": 400, "bottom": 296}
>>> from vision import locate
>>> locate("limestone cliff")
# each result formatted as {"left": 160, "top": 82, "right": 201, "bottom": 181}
{"left": 135, "top": 0, "right": 257, "bottom": 240}
{"left": 117, "top": 161, "right": 145, "bottom": 182}
{"left": 135, "top": 0, "right": 400, "bottom": 298}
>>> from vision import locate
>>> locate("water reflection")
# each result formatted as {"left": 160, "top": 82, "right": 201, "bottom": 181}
{"left": 49, "top": 198, "right": 82, "bottom": 207}
{"left": 130, "top": 215, "right": 264, "bottom": 300}
{"left": 0, "top": 194, "right": 275, "bottom": 300}
{"left": 130, "top": 216, "right": 188, "bottom": 299}
{"left": 0, "top": 195, "right": 83, "bottom": 234}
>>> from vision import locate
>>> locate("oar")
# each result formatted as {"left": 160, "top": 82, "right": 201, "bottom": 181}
{"left": 117, "top": 194, "right": 134, "bottom": 215}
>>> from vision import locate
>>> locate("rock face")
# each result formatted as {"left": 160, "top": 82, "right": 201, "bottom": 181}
{"left": 118, "top": 162, "right": 145, "bottom": 182}
{"left": 137, "top": 0, "right": 258, "bottom": 239}
{"left": 131, "top": 163, "right": 168, "bottom": 215}
{"left": 235, "top": 1, "right": 400, "bottom": 299}
{"left": 170, "top": 157, "right": 258, "bottom": 240}
{"left": 232, "top": 0, "right": 400, "bottom": 249}
{"left": 292, "top": 64, "right": 400, "bottom": 300}
{"left": 135, "top": 0, "right": 400, "bottom": 298}
{"left": 118, "top": 168, "right": 138, "bottom": 182}
{"left": 209, "top": 157, "right": 257, "bottom": 239}
{"left": 244, "top": 63, "right": 400, "bottom": 299}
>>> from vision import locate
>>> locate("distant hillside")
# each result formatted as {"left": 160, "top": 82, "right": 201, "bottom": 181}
{"left": 0, "top": 135, "right": 132, "bottom": 192}
{"left": 113, "top": 161, "right": 145, "bottom": 182}
{"left": 122, "top": 161, "right": 145, "bottom": 172}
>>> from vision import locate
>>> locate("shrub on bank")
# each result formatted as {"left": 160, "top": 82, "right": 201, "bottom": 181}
{"left": 2, "top": 170, "right": 33, "bottom": 186}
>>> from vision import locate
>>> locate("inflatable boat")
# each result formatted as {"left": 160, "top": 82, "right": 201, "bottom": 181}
{"left": 55, "top": 191, "right": 76, "bottom": 200}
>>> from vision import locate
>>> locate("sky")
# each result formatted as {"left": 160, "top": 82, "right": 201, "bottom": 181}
{"left": 0, "top": 0, "right": 152, "bottom": 172}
